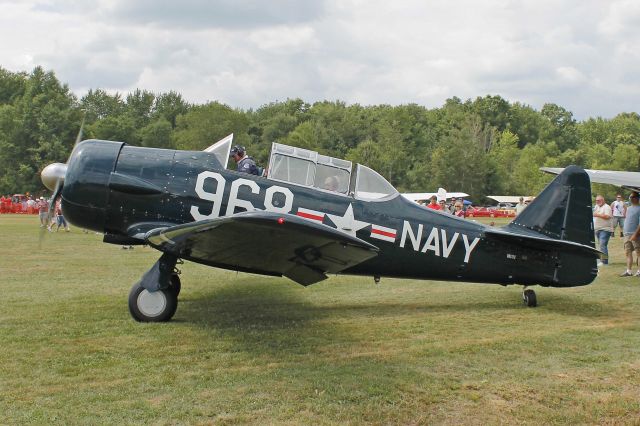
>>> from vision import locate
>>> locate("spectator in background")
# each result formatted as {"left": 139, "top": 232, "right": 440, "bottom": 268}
{"left": 448, "top": 197, "right": 457, "bottom": 212}
{"left": 37, "top": 197, "right": 48, "bottom": 227}
{"left": 593, "top": 195, "right": 613, "bottom": 266}
{"left": 611, "top": 194, "right": 626, "bottom": 238}
{"left": 620, "top": 192, "right": 640, "bottom": 277}
{"left": 26, "top": 196, "right": 36, "bottom": 214}
{"left": 453, "top": 202, "right": 465, "bottom": 218}
{"left": 53, "top": 199, "right": 70, "bottom": 232}
{"left": 438, "top": 199, "right": 449, "bottom": 213}
{"left": 426, "top": 195, "right": 440, "bottom": 210}
{"left": 515, "top": 196, "right": 527, "bottom": 215}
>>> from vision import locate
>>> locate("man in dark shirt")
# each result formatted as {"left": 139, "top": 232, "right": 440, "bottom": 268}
{"left": 230, "top": 146, "right": 260, "bottom": 175}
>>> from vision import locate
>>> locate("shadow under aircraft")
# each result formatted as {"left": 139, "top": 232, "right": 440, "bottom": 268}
{"left": 41, "top": 134, "right": 600, "bottom": 322}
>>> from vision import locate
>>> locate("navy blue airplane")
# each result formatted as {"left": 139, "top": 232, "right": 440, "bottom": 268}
{"left": 41, "top": 135, "right": 599, "bottom": 322}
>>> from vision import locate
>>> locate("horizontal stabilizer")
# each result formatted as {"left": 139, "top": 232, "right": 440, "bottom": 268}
{"left": 484, "top": 227, "right": 601, "bottom": 257}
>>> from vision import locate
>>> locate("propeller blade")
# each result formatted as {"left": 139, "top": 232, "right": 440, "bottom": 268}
{"left": 74, "top": 114, "right": 86, "bottom": 148}
{"left": 39, "top": 180, "right": 63, "bottom": 247}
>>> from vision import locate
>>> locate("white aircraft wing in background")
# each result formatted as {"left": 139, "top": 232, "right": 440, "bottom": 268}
{"left": 541, "top": 167, "right": 640, "bottom": 192}
{"left": 402, "top": 188, "right": 469, "bottom": 203}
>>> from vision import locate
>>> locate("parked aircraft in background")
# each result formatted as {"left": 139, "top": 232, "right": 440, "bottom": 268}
{"left": 40, "top": 136, "right": 600, "bottom": 322}
{"left": 402, "top": 189, "right": 469, "bottom": 204}
{"left": 541, "top": 167, "right": 640, "bottom": 193}
{"left": 486, "top": 196, "right": 534, "bottom": 205}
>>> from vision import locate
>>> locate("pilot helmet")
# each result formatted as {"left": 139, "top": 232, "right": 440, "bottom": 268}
{"left": 230, "top": 145, "right": 245, "bottom": 157}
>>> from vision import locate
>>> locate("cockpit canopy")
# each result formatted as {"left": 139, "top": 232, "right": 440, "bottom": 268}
{"left": 267, "top": 143, "right": 398, "bottom": 201}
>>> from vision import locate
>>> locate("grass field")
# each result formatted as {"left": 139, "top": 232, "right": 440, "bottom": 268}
{"left": 1, "top": 214, "right": 639, "bottom": 424}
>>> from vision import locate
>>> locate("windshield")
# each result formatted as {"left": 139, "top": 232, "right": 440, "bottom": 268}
{"left": 354, "top": 164, "right": 398, "bottom": 201}
{"left": 267, "top": 143, "right": 352, "bottom": 194}
{"left": 270, "top": 154, "right": 315, "bottom": 186}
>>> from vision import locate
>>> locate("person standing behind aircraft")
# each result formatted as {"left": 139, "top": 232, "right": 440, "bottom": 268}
{"left": 37, "top": 197, "right": 48, "bottom": 226}
{"left": 230, "top": 145, "right": 260, "bottom": 175}
{"left": 515, "top": 196, "right": 527, "bottom": 215}
{"left": 426, "top": 195, "right": 441, "bottom": 210}
{"left": 620, "top": 192, "right": 640, "bottom": 277}
{"left": 453, "top": 201, "right": 465, "bottom": 218}
{"left": 593, "top": 195, "right": 613, "bottom": 266}
{"left": 611, "top": 194, "right": 626, "bottom": 238}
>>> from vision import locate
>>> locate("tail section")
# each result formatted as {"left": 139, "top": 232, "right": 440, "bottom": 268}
{"left": 508, "top": 165, "right": 594, "bottom": 248}
{"left": 483, "top": 166, "right": 598, "bottom": 287}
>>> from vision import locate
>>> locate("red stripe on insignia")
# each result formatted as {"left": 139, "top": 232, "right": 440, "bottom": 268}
{"left": 371, "top": 228, "right": 396, "bottom": 238}
{"left": 297, "top": 211, "right": 323, "bottom": 221}
{"left": 296, "top": 208, "right": 325, "bottom": 222}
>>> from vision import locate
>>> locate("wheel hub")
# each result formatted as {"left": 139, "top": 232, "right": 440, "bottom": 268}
{"left": 137, "top": 289, "right": 167, "bottom": 317}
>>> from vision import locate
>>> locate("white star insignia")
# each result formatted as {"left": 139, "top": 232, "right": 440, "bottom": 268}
{"left": 326, "top": 204, "right": 370, "bottom": 237}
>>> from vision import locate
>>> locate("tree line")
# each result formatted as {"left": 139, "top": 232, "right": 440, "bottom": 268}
{"left": 1, "top": 66, "right": 638, "bottom": 202}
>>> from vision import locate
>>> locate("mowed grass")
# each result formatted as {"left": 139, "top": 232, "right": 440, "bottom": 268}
{"left": 1, "top": 215, "right": 640, "bottom": 424}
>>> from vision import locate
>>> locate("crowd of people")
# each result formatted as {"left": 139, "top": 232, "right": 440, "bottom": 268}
{"left": 592, "top": 192, "right": 640, "bottom": 277}
{"left": 424, "top": 195, "right": 466, "bottom": 217}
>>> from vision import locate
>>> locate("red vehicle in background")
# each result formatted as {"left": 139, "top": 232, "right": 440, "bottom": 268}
{"left": 466, "top": 206, "right": 516, "bottom": 218}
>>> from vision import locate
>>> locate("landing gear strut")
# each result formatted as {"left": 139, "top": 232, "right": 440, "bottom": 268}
{"left": 522, "top": 287, "right": 537, "bottom": 307}
{"left": 128, "top": 253, "right": 181, "bottom": 322}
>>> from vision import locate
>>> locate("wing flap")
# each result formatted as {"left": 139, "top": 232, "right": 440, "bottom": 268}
{"left": 145, "top": 211, "right": 379, "bottom": 285}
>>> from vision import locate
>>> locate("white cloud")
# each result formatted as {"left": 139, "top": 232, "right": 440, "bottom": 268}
{"left": 0, "top": 0, "right": 638, "bottom": 119}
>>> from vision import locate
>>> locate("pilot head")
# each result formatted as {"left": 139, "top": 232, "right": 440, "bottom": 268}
{"left": 323, "top": 176, "right": 339, "bottom": 191}
{"left": 230, "top": 145, "right": 246, "bottom": 163}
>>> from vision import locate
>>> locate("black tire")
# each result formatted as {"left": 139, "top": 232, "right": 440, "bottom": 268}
{"left": 522, "top": 289, "right": 537, "bottom": 307}
{"left": 128, "top": 282, "right": 178, "bottom": 322}
{"left": 170, "top": 273, "right": 181, "bottom": 297}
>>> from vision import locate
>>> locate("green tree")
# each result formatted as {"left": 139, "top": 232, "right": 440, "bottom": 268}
{"left": 139, "top": 119, "right": 174, "bottom": 149}
{"left": 0, "top": 66, "right": 79, "bottom": 193}
{"left": 173, "top": 102, "right": 249, "bottom": 151}
{"left": 153, "top": 91, "right": 191, "bottom": 128}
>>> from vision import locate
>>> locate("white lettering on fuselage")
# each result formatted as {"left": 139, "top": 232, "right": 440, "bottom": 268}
{"left": 190, "top": 172, "right": 480, "bottom": 263}
{"left": 190, "top": 171, "right": 225, "bottom": 221}
{"left": 190, "top": 172, "right": 294, "bottom": 221}
{"left": 399, "top": 220, "right": 479, "bottom": 263}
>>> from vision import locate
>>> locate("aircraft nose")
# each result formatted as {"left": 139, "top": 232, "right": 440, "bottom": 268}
{"left": 41, "top": 162, "right": 67, "bottom": 191}
{"left": 61, "top": 139, "right": 124, "bottom": 232}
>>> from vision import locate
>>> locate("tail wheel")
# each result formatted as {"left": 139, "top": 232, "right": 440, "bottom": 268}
{"left": 522, "top": 289, "right": 537, "bottom": 307}
{"left": 128, "top": 282, "right": 178, "bottom": 322}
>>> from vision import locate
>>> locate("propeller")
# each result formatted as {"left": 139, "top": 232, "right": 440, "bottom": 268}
{"left": 39, "top": 115, "right": 85, "bottom": 243}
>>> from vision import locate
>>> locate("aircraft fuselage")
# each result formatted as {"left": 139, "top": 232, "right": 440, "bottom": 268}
{"left": 61, "top": 140, "right": 593, "bottom": 288}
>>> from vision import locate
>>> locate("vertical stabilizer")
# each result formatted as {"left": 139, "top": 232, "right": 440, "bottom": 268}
{"left": 507, "top": 165, "right": 594, "bottom": 248}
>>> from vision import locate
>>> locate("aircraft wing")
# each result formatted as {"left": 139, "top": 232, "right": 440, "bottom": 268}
{"left": 541, "top": 167, "right": 640, "bottom": 192}
{"left": 144, "top": 211, "right": 379, "bottom": 286}
{"left": 486, "top": 195, "right": 534, "bottom": 203}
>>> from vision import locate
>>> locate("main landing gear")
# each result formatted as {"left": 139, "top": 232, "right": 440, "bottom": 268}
{"left": 128, "top": 253, "right": 182, "bottom": 322}
{"left": 522, "top": 287, "right": 537, "bottom": 307}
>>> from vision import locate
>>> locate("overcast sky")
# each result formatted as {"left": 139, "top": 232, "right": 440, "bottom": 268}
{"left": 1, "top": 0, "right": 639, "bottom": 119}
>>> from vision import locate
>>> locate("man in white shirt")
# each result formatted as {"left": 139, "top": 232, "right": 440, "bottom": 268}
{"left": 515, "top": 197, "right": 527, "bottom": 215}
{"left": 593, "top": 195, "right": 613, "bottom": 266}
{"left": 611, "top": 193, "right": 626, "bottom": 238}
